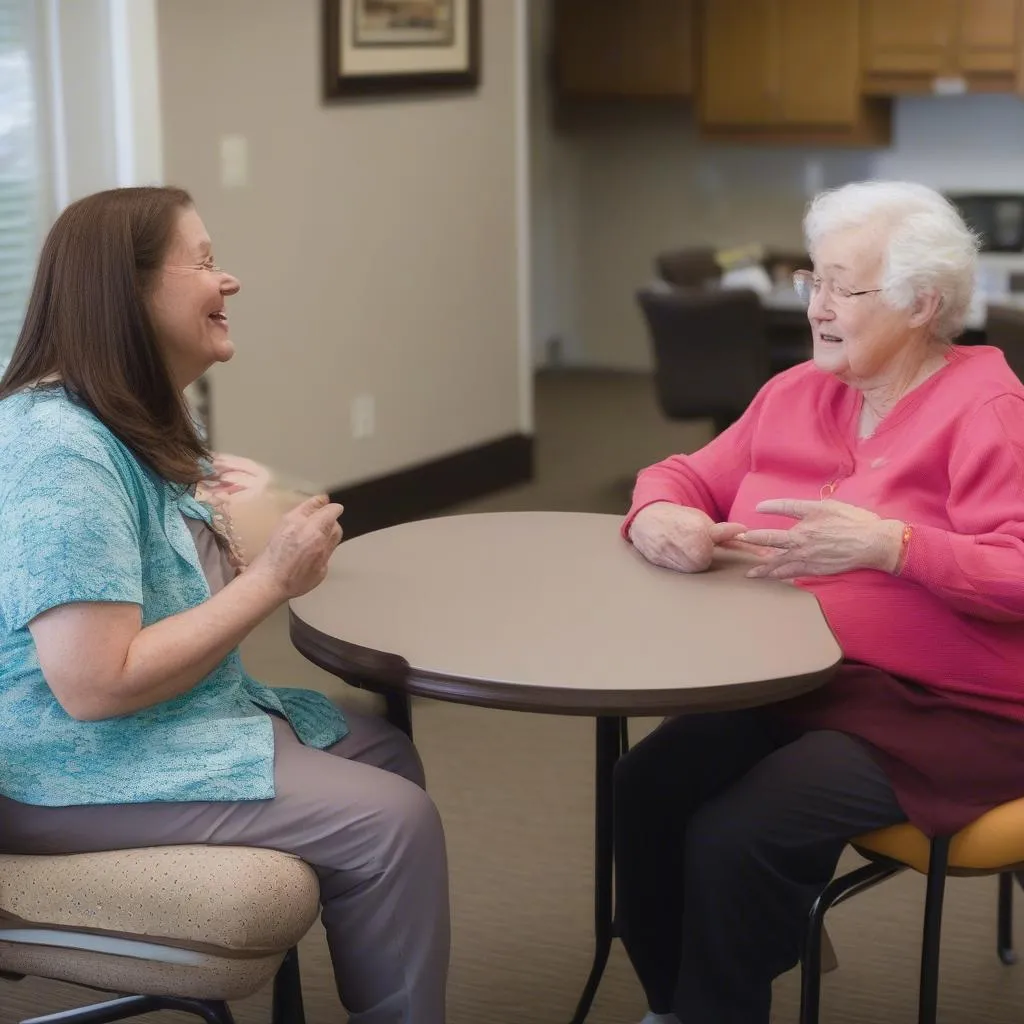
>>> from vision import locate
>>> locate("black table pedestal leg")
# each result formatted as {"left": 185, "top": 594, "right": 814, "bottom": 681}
{"left": 338, "top": 672, "right": 412, "bottom": 740}
{"left": 384, "top": 691, "right": 413, "bottom": 739}
{"left": 351, "top": 685, "right": 626, "bottom": 1023}
{"left": 569, "top": 715, "right": 628, "bottom": 1024}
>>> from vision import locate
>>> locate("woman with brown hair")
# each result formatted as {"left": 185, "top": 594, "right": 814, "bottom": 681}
{"left": 0, "top": 186, "right": 450, "bottom": 1023}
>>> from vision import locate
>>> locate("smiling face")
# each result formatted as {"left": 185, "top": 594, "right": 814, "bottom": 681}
{"left": 147, "top": 206, "right": 241, "bottom": 389}
{"left": 807, "top": 223, "right": 937, "bottom": 389}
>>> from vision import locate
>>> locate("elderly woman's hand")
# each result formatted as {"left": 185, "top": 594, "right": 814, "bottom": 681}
{"left": 629, "top": 502, "right": 747, "bottom": 573}
{"left": 739, "top": 499, "right": 905, "bottom": 579}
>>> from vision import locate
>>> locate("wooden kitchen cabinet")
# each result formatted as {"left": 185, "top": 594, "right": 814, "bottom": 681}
{"left": 699, "top": 0, "right": 891, "bottom": 144}
{"left": 863, "top": 0, "right": 1024, "bottom": 92}
{"left": 553, "top": 0, "right": 695, "bottom": 99}
{"left": 958, "top": 0, "right": 1022, "bottom": 77}
{"left": 861, "top": 0, "right": 957, "bottom": 77}
{"left": 700, "top": 0, "right": 776, "bottom": 124}
{"left": 777, "top": 0, "right": 861, "bottom": 125}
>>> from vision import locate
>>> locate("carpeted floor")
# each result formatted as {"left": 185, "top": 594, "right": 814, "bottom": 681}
{"left": 3, "top": 370, "right": 1022, "bottom": 1024}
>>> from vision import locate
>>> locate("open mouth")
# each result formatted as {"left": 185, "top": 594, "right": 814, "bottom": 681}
{"left": 818, "top": 333, "right": 843, "bottom": 345}
{"left": 209, "top": 311, "right": 228, "bottom": 327}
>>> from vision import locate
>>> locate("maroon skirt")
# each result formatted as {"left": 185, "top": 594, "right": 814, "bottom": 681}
{"left": 768, "top": 662, "right": 1024, "bottom": 837}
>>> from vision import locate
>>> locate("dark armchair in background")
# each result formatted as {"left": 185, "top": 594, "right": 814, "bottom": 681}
{"left": 636, "top": 285, "right": 771, "bottom": 435}
{"left": 654, "top": 247, "right": 721, "bottom": 288}
{"left": 763, "top": 246, "right": 813, "bottom": 280}
{"left": 654, "top": 246, "right": 812, "bottom": 290}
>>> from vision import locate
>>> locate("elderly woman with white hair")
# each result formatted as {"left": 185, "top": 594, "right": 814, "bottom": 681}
{"left": 616, "top": 180, "right": 1024, "bottom": 1024}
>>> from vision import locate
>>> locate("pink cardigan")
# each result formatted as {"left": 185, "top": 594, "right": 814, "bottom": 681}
{"left": 624, "top": 345, "right": 1024, "bottom": 721}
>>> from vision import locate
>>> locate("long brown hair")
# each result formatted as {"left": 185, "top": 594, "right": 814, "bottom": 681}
{"left": 0, "top": 186, "right": 210, "bottom": 484}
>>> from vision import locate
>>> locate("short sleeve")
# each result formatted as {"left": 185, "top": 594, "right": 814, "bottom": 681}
{"left": 0, "top": 447, "right": 144, "bottom": 630}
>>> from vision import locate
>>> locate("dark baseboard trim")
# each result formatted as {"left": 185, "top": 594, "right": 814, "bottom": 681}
{"left": 328, "top": 433, "right": 534, "bottom": 539}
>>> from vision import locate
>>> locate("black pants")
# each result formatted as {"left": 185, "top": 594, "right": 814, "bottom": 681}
{"left": 613, "top": 709, "right": 907, "bottom": 1024}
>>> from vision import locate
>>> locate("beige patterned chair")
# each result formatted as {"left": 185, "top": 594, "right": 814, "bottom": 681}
{"left": 0, "top": 846, "right": 319, "bottom": 1023}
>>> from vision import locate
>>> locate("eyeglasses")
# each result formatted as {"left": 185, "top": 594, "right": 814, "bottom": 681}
{"left": 793, "top": 269, "right": 883, "bottom": 307}
{"left": 165, "top": 259, "right": 225, "bottom": 274}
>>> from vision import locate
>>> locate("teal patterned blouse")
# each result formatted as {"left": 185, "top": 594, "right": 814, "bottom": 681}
{"left": 0, "top": 386, "right": 348, "bottom": 807}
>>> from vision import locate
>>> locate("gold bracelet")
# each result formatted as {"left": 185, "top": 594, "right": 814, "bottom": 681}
{"left": 894, "top": 522, "right": 913, "bottom": 575}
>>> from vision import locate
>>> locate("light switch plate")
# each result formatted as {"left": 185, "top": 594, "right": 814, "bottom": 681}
{"left": 220, "top": 135, "right": 248, "bottom": 189}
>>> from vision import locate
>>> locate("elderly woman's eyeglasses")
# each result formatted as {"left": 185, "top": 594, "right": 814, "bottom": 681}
{"left": 793, "top": 270, "right": 883, "bottom": 307}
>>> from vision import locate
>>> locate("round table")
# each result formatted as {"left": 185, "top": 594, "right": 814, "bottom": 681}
{"left": 290, "top": 511, "right": 842, "bottom": 1021}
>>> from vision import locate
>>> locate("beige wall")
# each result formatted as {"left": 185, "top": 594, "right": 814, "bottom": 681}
{"left": 157, "top": 0, "right": 526, "bottom": 489}
{"left": 564, "top": 110, "right": 871, "bottom": 369}
{"left": 527, "top": 0, "right": 582, "bottom": 366}
{"left": 527, "top": 0, "right": 865, "bottom": 371}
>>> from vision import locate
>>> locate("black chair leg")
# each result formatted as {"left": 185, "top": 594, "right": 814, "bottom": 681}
{"left": 195, "top": 1003, "right": 234, "bottom": 1024}
{"left": 799, "top": 859, "right": 905, "bottom": 1024}
{"left": 21, "top": 997, "right": 163, "bottom": 1024}
{"left": 918, "top": 836, "right": 951, "bottom": 1024}
{"left": 998, "top": 872, "right": 1017, "bottom": 965}
{"left": 21, "top": 995, "right": 234, "bottom": 1024}
{"left": 273, "top": 946, "right": 306, "bottom": 1024}
{"left": 800, "top": 890, "right": 828, "bottom": 1024}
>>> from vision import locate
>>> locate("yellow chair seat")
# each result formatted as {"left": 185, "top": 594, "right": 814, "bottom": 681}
{"left": 855, "top": 795, "right": 1024, "bottom": 875}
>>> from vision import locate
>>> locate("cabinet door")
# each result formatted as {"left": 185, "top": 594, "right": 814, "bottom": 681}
{"left": 700, "top": 0, "right": 778, "bottom": 125}
{"left": 554, "top": 0, "right": 694, "bottom": 98}
{"left": 623, "top": 0, "right": 694, "bottom": 97}
{"left": 778, "top": 0, "right": 859, "bottom": 125}
{"left": 554, "top": 0, "right": 631, "bottom": 96}
{"left": 957, "top": 0, "right": 1022, "bottom": 74}
{"left": 862, "top": 0, "right": 957, "bottom": 75}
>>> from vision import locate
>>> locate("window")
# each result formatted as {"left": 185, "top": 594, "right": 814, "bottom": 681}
{"left": 0, "top": 0, "right": 44, "bottom": 372}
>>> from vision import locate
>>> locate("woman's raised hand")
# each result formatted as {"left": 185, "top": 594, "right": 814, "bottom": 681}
{"left": 248, "top": 494, "right": 344, "bottom": 599}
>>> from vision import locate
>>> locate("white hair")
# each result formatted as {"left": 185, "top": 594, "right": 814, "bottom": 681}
{"left": 803, "top": 180, "right": 980, "bottom": 341}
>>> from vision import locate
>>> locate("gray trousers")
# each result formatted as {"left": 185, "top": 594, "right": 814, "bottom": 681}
{"left": 0, "top": 711, "right": 450, "bottom": 1024}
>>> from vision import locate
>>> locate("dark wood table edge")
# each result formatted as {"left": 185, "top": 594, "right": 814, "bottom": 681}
{"left": 289, "top": 609, "right": 842, "bottom": 718}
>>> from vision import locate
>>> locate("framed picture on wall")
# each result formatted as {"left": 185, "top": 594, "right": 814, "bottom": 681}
{"left": 323, "top": 0, "right": 481, "bottom": 98}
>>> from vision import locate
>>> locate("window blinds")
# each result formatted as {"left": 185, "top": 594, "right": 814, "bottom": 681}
{"left": 0, "top": 0, "right": 43, "bottom": 371}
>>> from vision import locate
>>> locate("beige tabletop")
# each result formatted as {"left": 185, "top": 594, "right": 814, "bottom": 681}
{"left": 289, "top": 511, "right": 842, "bottom": 717}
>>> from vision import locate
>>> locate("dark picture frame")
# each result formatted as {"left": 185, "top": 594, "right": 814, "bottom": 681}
{"left": 323, "top": 0, "right": 481, "bottom": 99}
